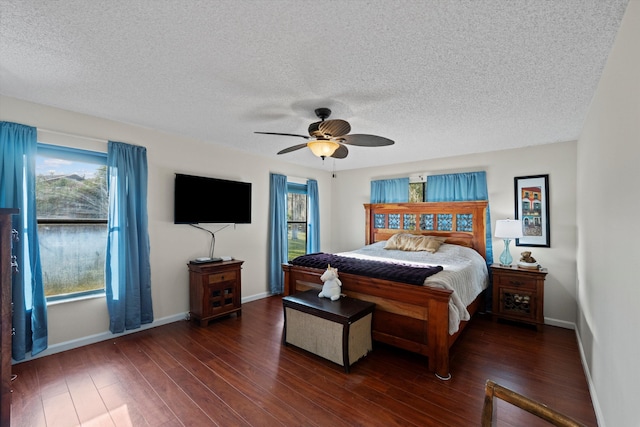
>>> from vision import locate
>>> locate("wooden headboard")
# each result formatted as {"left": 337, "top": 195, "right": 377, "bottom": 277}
{"left": 364, "top": 201, "right": 488, "bottom": 260}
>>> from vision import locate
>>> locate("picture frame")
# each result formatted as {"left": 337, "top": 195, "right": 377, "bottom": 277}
{"left": 514, "top": 174, "right": 550, "bottom": 247}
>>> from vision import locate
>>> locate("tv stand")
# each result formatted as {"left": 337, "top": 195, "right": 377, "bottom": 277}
{"left": 188, "top": 259, "right": 243, "bottom": 326}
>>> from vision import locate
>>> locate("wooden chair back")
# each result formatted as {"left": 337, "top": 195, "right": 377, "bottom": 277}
{"left": 481, "top": 380, "right": 587, "bottom": 427}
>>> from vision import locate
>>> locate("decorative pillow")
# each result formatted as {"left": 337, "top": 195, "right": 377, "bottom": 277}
{"left": 403, "top": 235, "right": 428, "bottom": 251}
{"left": 384, "top": 233, "right": 411, "bottom": 250}
{"left": 423, "top": 236, "right": 446, "bottom": 253}
{"left": 384, "top": 234, "right": 446, "bottom": 252}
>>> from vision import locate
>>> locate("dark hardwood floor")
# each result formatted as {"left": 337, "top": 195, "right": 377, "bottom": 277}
{"left": 10, "top": 295, "right": 597, "bottom": 426}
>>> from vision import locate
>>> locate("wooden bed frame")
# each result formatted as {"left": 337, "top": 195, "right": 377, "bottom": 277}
{"left": 282, "top": 201, "right": 488, "bottom": 379}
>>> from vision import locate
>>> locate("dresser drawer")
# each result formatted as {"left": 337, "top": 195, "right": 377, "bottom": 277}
{"left": 207, "top": 270, "right": 237, "bottom": 284}
{"left": 494, "top": 273, "right": 536, "bottom": 291}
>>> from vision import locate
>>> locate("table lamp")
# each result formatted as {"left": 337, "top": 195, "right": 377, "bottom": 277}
{"left": 494, "top": 219, "right": 523, "bottom": 266}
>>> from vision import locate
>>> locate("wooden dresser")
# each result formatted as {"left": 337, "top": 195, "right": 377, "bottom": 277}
{"left": 1, "top": 208, "right": 18, "bottom": 426}
{"left": 188, "top": 259, "right": 243, "bottom": 326}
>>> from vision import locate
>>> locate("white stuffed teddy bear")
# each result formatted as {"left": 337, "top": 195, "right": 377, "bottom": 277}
{"left": 318, "top": 264, "right": 342, "bottom": 301}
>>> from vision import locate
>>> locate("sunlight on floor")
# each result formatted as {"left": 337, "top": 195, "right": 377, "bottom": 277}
{"left": 80, "top": 404, "right": 133, "bottom": 427}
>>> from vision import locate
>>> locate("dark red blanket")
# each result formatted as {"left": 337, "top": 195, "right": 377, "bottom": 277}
{"left": 289, "top": 253, "right": 443, "bottom": 286}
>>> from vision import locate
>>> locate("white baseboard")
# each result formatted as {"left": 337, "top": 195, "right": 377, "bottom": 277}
{"left": 575, "top": 328, "right": 605, "bottom": 427}
{"left": 542, "top": 318, "right": 604, "bottom": 426}
{"left": 544, "top": 316, "right": 575, "bottom": 329}
{"left": 12, "top": 312, "right": 187, "bottom": 364}
{"left": 13, "top": 293, "right": 273, "bottom": 364}
{"left": 242, "top": 292, "right": 269, "bottom": 303}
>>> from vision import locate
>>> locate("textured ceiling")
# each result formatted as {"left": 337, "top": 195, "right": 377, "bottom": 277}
{"left": 0, "top": 0, "right": 630, "bottom": 171}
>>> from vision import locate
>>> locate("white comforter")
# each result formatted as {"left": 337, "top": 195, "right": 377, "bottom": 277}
{"left": 336, "top": 241, "right": 489, "bottom": 334}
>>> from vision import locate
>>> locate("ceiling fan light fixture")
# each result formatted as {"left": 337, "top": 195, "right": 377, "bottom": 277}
{"left": 256, "top": 106, "right": 393, "bottom": 160}
{"left": 307, "top": 139, "right": 340, "bottom": 157}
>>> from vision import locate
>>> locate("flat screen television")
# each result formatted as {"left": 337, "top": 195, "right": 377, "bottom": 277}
{"left": 174, "top": 173, "right": 252, "bottom": 224}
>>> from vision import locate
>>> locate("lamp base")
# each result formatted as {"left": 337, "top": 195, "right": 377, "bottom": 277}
{"left": 499, "top": 239, "right": 513, "bottom": 266}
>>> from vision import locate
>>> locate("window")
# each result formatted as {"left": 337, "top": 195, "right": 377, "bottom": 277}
{"left": 287, "top": 182, "right": 307, "bottom": 261}
{"left": 36, "top": 143, "right": 108, "bottom": 300}
{"left": 409, "top": 182, "right": 425, "bottom": 202}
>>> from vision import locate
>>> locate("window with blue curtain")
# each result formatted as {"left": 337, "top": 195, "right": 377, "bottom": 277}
{"left": 287, "top": 182, "right": 308, "bottom": 261}
{"left": 370, "top": 178, "right": 410, "bottom": 203}
{"left": 36, "top": 143, "right": 108, "bottom": 301}
{"left": 286, "top": 180, "right": 320, "bottom": 258}
{"left": 268, "top": 175, "right": 320, "bottom": 294}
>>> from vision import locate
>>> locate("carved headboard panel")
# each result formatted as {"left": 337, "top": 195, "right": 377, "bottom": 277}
{"left": 364, "top": 201, "right": 488, "bottom": 260}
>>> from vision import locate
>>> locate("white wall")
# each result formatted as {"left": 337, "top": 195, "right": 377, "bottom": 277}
{"left": 330, "top": 141, "right": 578, "bottom": 328}
{"left": 576, "top": 0, "right": 639, "bottom": 425}
{"left": 1, "top": 93, "right": 583, "bottom": 348}
{"left": 0, "top": 95, "right": 333, "bottom": 350}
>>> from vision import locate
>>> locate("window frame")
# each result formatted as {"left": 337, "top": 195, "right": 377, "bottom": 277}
{"left": 286, "top": 182, "right": 308, "bottom": 261}
{"left": 36, "top": 142, "right": 108, "bottom": 302}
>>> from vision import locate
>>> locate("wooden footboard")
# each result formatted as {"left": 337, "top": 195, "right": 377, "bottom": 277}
{"left": 283, "top": 263, "right": 469, "bottom": 379}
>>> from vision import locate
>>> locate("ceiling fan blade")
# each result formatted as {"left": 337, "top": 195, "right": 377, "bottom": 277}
{"left": 318, "top": 119, "right": 351, "bottom": 137}
{"left": 330, "top": 144, "right": 349, "bottom": 159}
{"left": 277, "top": 143, "right": 309, "bottom": 155}
{"left": 340, "top": 134, "right": 394, "bottom": 147}
{"left": 255, "top": 131, "right": 309, "bottom": 139}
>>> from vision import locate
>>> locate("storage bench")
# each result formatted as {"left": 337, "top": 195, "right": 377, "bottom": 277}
{"left": 282, "top": 290, "right": 375, "bottom": 373}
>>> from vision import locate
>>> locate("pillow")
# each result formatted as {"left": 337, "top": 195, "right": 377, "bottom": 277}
{"left": 403, "top": 235, "right": 428, "bottom": 251}
{"left": 384, "top": 233, "right": 410, "bottom": 250}
{"left": 423, "top": 236, "right": 446, "bottom": 253}
{"left": 384, "top": 234, "right": 447, "bottom": 252}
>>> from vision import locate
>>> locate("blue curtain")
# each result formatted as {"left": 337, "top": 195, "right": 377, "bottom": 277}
{"left": 0, "top": 121, "right": 48, "bottom": 359}
{"left": 370, "top": 178, "right": 410, "bottom": 203}
{"left": 268, "top": 173, "right": 287, "bottom": 294}
{"left": 307, "top": 179, "right": 320, "bottom": 253}
{"left": 105, "top": 141, "right": 153, "bottom": 333}
{"left": 426, "top": 171, "right": 494, "bottom": 264}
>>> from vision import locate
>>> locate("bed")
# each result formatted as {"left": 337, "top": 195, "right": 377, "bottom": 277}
{"left": 282, "top": 201, "right": 489, "bottom": 379}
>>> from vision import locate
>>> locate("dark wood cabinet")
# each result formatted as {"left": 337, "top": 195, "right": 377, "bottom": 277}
{"left": 188, "top": 260, "right": 243, "bottom": 326}
{"left": 491, "top": 264, "right": 547, "bottom": 331}
{"left": 1, "top": 208, "right": 18, "bottom": 426}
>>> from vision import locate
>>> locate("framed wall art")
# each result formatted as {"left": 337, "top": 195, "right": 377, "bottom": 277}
{"left": 514, "top": 174, "right": 550, "bottom": 247}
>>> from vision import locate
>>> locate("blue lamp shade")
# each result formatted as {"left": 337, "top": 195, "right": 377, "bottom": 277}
{"left": 494, "top": 219, "right": 523, "bottom": 266}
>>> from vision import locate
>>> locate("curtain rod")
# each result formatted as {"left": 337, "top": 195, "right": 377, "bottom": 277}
{"left": 37, "top": 127, "right": 108, "bottom": 144}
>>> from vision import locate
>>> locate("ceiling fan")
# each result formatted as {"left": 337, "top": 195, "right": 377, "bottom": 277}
{"left": 254, "top": 107, "right": 394, "bottom": 159}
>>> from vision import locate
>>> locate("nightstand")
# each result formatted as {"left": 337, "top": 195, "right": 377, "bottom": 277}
{"left": 490, "top": 264, "right": 548, "bottom": 331}
{"left": 188, "top": 259, "right": 243, "bottom": 326}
